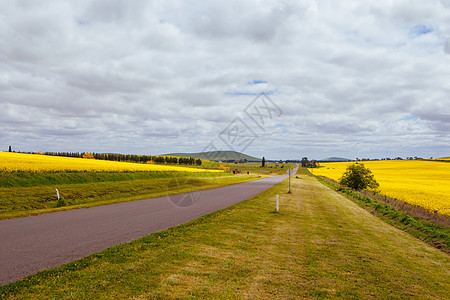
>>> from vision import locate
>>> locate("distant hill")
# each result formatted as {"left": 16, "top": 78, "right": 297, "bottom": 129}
{"left": 164, "top": 151, "right": 261, "bottom": 162}
{"left": 318, "top": 157, "right": 352, "bottom": 162}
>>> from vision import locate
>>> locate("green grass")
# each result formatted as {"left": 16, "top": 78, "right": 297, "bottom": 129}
{"left": 315, "top": 176, "right": 450, "bottom": 254}
{"left": 428, "top": 159, "right": 450, "bottom": 163}
{"left": 2, "top": 175, "right": 448, "bottom": 298}
{"left": 0, "top": 172, "right": 259, "bottom": 220}
{"left": 0, "top": 170, "right": 225, "bottom": 187}
{"left": 224, "top": 162, "right": 296, "bottom": 175}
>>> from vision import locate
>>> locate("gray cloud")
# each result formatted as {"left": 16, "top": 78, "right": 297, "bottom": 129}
{"left": 444, "top": 37, "right": 450, "bottom": 53}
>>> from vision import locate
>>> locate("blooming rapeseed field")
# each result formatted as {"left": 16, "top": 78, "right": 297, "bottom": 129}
{"left": 311, "top": 160, "right": 450, "bottom": 216}
{"left": 0, "top": 152, "right": 221, "bottom": 173}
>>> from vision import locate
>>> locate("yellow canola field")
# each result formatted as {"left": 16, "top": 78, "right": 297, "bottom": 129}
{"left": 0, "top": 152, "right": 222, "bottom": 173}
{"left": 311, "top": 160, "right": 450, "bottom": 216}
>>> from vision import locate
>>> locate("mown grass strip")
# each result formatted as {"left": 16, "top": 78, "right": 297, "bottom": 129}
{"left": 1, "top": 176, "right": 448, "bottom": 298}
{"left": 0, "top": 170, "right": 227, "bottom": 188}
{"left": 315, "top": 175, "right": 450, "bottom": 254}
{"left": 222, "top": 162, "right": 297, "bottom": 175}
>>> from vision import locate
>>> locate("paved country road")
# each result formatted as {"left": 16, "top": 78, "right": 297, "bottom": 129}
{"left": 0, "top": 166, "right": 298, "bottom": 285}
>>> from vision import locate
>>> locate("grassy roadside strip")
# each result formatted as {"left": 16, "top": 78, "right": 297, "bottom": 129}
{"left": 222, "top": 162, "right": 297, "bottom": 175}
{"left": 0, "top": 174, "right": 260, "bottom": 220}
{"left": 0, "top": 170, "right": 227, "bottom": 188}
{"left": 314, "top": 175, "right": 450, "bottom": 254}
{"left": 1, "top": 176, "right": 449, "bottom": 298}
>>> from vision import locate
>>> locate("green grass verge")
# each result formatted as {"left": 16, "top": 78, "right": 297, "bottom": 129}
{"left": 1, "top": 175, "right": 448, "bottom": 298}
{"left": 0, "top": 170, "right": 225, "bottom": 188}
{"left": 315, "top": 176, "right": 450, "bottom": 254}
{"left": 0, "top": 172, "right": 259, "bottom": 220}
{"left": 223, "top": 162, "right": 297, "bottom": 175}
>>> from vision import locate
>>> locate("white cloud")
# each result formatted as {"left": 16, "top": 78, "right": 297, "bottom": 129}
{"left": 0, "top": 0, "right": 449, "bottom": 159}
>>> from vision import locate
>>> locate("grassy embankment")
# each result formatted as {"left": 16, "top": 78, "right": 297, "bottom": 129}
{"left": 223, "top": 162, "right": 295, "bottom": 175}
{"left": 308, "top": 160, "right": 450, "bottom": 253}
{"left": 1, "top": 171, "right": 448, "bottom": 298}
{"left": 315, "top": 175, "right": 450, "bottom": 253}
{"left": 0, "top": 171, "right": 258, "bottom": 220}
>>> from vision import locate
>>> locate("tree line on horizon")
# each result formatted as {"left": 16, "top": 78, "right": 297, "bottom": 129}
{"left": 301, "top": 157, "right": 319, "bottom": 168}
{"left": 40, "top": 152, "right": 202, "bottom": 166}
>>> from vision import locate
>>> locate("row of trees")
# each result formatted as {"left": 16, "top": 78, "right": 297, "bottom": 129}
{"left": 356, "top": 156, "right": 425, "bottom": 161}
{"left": 42, "top": 152, "right": 202, "bottom": 166}
{"left": 301, "top": 157, "right": 319, "bottom": 168}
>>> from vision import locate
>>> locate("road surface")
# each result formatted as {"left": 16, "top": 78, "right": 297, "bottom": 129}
{"left": 0, "top": 166, "right": 298, "bottom": 285}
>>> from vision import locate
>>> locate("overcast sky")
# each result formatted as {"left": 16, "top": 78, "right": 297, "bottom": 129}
{"left": 1, "top": 0, "right": 449, "bottom": 160}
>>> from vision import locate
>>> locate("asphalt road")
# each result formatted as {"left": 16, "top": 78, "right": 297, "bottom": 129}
{"left": 0, "top": 166, "right": 298, "bottom": 286}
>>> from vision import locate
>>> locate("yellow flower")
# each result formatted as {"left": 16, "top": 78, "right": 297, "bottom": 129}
{"left": 310, "top": 160, "right": 450, "bottom": 216}
{"left": 0, "top": 152, "right": 221, "bottom": 174}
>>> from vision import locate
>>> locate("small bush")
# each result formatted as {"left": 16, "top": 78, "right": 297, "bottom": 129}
{"left": 340, "top": 163, "right": 379, "bottom": 191}
{"left": 56, "top": 197, "right": 67, "bottom": 207}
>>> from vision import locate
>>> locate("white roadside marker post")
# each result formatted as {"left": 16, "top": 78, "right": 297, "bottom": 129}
{"left": 276, "top": 194, "right": 279, "bottom": 212}
{"left": 55, "top": 188, "right": 60, "bottom": 201}
{"left": 289, "top": 168, "right": 291, "bottom": 193}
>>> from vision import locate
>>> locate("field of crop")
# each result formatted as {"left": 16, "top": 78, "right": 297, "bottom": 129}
{"left": 0, "top": 152, "right": 222, "bottom": 173}
{"left": 311, "top": 160, "right": 450, "bottom": 216}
